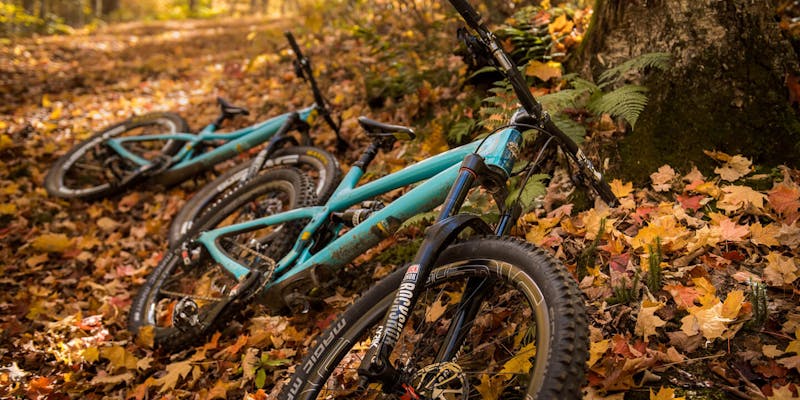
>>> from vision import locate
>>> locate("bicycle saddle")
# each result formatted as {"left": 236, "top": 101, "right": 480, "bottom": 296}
{"left": 357, "top": 117, "right": 416, "bottom": 141}
{"left": 217, "top": 97, "right": 250, "bottom": 117}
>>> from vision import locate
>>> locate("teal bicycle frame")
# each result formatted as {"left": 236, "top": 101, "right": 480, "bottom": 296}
{"left": 103, "top": 106, "right": 316, "bottom": 188}
{"left": 193, "top": 126, "right": 522, "bottom": 292}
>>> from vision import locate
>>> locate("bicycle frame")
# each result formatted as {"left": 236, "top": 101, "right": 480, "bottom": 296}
{"left": 103, "top": 106, "right": 316, "bottom": 187}
{"left": 192, "top": 127, "right": 522, "bottom": 291}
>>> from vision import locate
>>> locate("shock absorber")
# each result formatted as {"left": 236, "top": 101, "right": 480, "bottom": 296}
{"left": 331, "top": 201, "right": 385, "bottom": 227}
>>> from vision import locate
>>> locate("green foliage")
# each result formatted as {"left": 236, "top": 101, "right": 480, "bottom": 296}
{"left": 608, "top": 275, "right": 641, "bottom": 306}
{"left": 506, "top": 174, "right": 548, "bottom": 213}
{"left": 645, "top": 238, "right": 663, "bottom": 293}
{"left": 597, "top": 52, "right": 672, "bottom": 87}
{"left": 0, "top": 2, "right": 72, "bottom": 36}
{"left": 746, "top": 281, "right": 768, "bottom": 329}
{"left": 588, "top": 85, "right": 649, "bottom": 129}
{"left": 448, "top": 119, "right": 476, "bottom": 143}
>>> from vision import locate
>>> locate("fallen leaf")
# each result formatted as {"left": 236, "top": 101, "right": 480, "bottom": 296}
{"left": 764, "top": 252, "right": 799, "bottom": 286}
{"left": 650, "top": 165, "right": 676, "bottom": 192}
{"left": 635, "top": 300, "right": 667, "bottom": 341}
{"left": 30, "top": 233, "right": 72, "bottom": 253}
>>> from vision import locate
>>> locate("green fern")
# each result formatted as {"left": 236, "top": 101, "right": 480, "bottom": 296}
{"left": 550, "top": 114, "right": 585, "bottom": 145}
{"left": 587, "top": 85, "right": 650, "bottom": 128}
{"left": 506, "top": 174, "right": 548, "bottom": 213}
{"left": 448, "top": 119, "right": 476, "bottom": 143}
{"left": 598, "top": 52, "right": 671, "bottom": 86}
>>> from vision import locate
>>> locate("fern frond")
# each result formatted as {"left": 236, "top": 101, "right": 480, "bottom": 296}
{"left": 570, "top": 77, "right": 600, "bottom": 95}
{"left": 538, "top": 89, "right": 583, "bottom": 112}
{"left": 588, "top": 85, "right": 649, "bottom": 128}
{"left": 550, "top": 114, "right": 586, "bottom": 144}
{"left": 448, "top": 119, "right": 476, "bottom": 143}
{"left": 598, "top": 52, "right": 671, "bottom": 85}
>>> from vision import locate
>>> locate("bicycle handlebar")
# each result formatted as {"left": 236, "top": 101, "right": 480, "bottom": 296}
{"left": 283, "top": 31, "right": 348, "bottom": 151}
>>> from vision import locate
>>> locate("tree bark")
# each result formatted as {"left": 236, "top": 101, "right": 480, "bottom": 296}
{"left": 573, "top": 0, "right": 800, "bottom": 182}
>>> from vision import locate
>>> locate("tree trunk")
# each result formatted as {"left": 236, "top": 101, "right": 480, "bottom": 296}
{"left": 22, "top": 0, "right": 35, "bottom": 15}
{"left": 101, "top": 0, "right": 118, "bottom": 16}
{"left": 573, "top": 0, "right": 800, "bottom": 182}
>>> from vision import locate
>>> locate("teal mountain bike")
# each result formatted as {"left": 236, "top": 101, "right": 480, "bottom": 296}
{"left": 128, "top": 4, "right": 618, "bottom": 397}
{"left": 44, "top": 32, "right": 346, "bottom": 233}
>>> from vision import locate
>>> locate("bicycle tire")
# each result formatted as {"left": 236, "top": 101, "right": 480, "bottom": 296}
{"left": 44, "top": 112, "right": 189, "bottom": 200}
{"left": 168, "top": 146, "right": 340, "bottom": 248}
{"left": 128, "top": 167, "right": 316, "bottom": 350}
{"left": 280, "top": 236, "right": 588, "bottom": 400}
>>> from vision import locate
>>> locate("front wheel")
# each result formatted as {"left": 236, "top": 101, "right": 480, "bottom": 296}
{"left": 280, "top": 236, "right": 588, "bottom": 400}
{"left": 167, "top": 146, "right": 340, "bottom": 248}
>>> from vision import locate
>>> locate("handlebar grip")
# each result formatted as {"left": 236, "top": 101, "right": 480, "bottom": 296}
{"left": 284, "top": 31, "right": 304, "bottom": 58}
{"left": 448, "top": 0, "right": 483, "bottom": 30}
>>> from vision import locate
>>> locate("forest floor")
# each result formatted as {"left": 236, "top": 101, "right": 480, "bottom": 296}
{"left": 1, "top": 13, "right": 800, "bottom": 400}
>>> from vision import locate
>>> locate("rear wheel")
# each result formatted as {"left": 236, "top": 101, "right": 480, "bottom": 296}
{"left": 280, "top": 237, "right": 588, "bottom": 400}
{"left": 168, "top": 146, "right": 340, "bottom": 248}
{"left": 128, "top": 167, "right": 315, "bottom": 350}
{"left": 44, "top": 112, "right": 189, "bottom": 199}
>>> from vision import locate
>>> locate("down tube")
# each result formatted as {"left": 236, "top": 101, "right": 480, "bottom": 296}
{"left": 268, "top": 163, "right": 461, "bottom": 287}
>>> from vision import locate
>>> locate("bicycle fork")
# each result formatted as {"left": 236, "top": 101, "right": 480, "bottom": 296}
{"left": 356, "top": 153, "right": 516, "bottom": 394}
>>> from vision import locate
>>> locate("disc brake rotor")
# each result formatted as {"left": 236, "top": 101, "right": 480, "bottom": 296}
{"left": 411, "top": 362, "right": 469, "bottom": 399}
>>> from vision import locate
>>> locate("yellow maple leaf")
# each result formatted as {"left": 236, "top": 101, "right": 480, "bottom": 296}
{"left": 768, "top": 384, "right": 799, "bottom": 400}
{"left": 635, "top": 300, "right": 667, "bottom": 341}
{"left": 525, "top": 60, "right": 562, "bottom": 81}
{"left": 650, "top": 165, "right": 676, "bottom": 192}
{"left": 582, "top": 207, "right": 612, "bottom": 240}
{"left": 610, "top": 179, "right": 634, "bottom": 198}
{"left": 717, "top": 185, "right": 766, "bottom": 213}
{"left": 751, "top": 222, "right": 781, "bottom": 247}
{"left": 688, "top": 302, "right": 731, "bottom": 341}
{"left": 720, "top": 290, "right": 744, "bottom": 320}
{"left": 30, "top": 233, "right": 72, "bottom": 253}
{"left": 650, "top": 387, "right": 686, "bottom": 400}
{"left": 500, "top": 342, "right": 536, "bottom": 374}
{"left": 784, "top": 328, "right": 800, "bottom": 355}
{"left": 100, "top": 346, "right": 138, "bottom": 371}
{"left": 588, "top": 339, "right": 610, "bottom": 367}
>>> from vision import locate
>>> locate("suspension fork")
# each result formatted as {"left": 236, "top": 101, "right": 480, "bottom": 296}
{"left": 356, "top": 153, "right": 508, "bottom": 392}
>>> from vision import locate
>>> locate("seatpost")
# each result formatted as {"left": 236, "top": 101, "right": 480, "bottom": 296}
{"left": 353, "top": 142, "right": 380, "bottom": 170}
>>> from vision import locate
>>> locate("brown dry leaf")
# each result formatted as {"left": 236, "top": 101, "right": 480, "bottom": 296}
{"left": 525, "top": 60, "right": 562, "bottom": 81}
{"left": 91, "top": 371, "right": 134, "bottom": 385}
{"left": 650, "top": 165, "right": 676, "bottom": 192}
{"left": 777, "top": 355, "right": 800, "bottom": 373}
{"left": 786, "top": 329, "right": 800, "bottom": 354}
{"left": 97, "top": 217, "right": 120, "bottom": 232}
{"left": 635, "top": 300, "right": 667, "bottom": 341}
{"left": 763, "top": 344, "right": 785, "bottom": 358}
{"left": 769, "top": 181, "right": 800, "bottom": 223}
{"left": 610, "top": 179, "right": 634, "bottom": 198}
{"left": 717, "top": 185, "right": 766, "bottom": 213}
{"left": 703, "top": 150, "right": 732, "bottom": 162}
{"left": 25, "top": 253, "right": 49, "bottom": 268}
{"left": 764, "top": 252, "right": 799, "bottom": 286}
{"left": 665, "top": 284, "right": 701, "bottom": 309}
{"left": 715, "top": 155, "right": 752, "bottom": 181}
{"left": 751, "top": 222, "right": 781, "bottom": 247}
{"left": 156, "top": 360, "right": 193, "bottom": 393}
{"left": 135, "top": 325, "right": 154, "bottom": 349}
{"left": 206, "top": 379, "right": 230, "bottom": 399}
{"left": 768, "top": 384, "right": 799, "bottom": 400}
{"left": 30, "top": 233, "right": 72, "bottom": 253}
{"left": 682, "top": 166, "right": 704, "bottom": 182}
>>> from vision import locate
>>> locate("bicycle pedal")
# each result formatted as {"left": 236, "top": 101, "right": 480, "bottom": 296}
{"left": 172, "top": 298, "right": 200, "bottom": 331}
